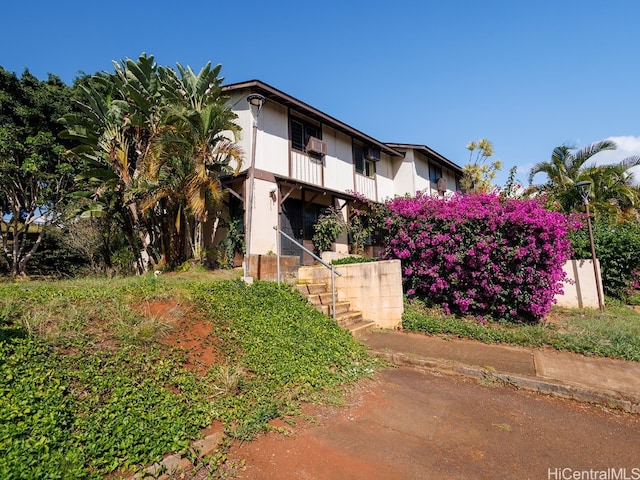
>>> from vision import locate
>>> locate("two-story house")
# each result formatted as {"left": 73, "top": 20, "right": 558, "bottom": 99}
{"left": 217, "top": 80, "right": 463, "bottom": 272}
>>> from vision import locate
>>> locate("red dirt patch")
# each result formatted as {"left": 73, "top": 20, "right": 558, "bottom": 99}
{"left": 202, "top": 368, "right": 640, "bottom": 480}
{"left": 137, "top": 299, "right": 222, "bottom": 372}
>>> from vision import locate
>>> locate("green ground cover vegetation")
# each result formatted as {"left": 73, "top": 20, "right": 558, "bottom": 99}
{"left": 0, "top": 273, "right": 378, "bottom": 479}
{"left": 2, "top": 269, "right": 640, "bottom": 478}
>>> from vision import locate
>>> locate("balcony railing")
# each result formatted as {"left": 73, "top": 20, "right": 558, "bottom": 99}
{"left": 355, "top": 174, "right": 376, "bottom": 201}
{"left": 291, "top": 150, "right": 323, "bottom": 186}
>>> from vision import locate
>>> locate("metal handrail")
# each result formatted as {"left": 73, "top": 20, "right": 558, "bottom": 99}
{"left": 273, "top": 226, "right": 341, "bottom": 321}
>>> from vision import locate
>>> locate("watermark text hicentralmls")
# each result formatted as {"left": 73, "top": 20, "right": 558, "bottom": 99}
{"left": 548, "top": 468, "right": 640, "bottom": 480}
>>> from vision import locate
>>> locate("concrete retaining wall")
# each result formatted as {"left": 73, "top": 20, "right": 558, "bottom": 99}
{"left": 248, "top": 254, "right": 300, "bottom": 283}
{"left": 555, "top": 259, "right": 604, "bottom": 309}
{"left": 298, "top": 259, "right": 404, "bottom": 329}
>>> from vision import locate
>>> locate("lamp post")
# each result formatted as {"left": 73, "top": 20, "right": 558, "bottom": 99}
{"left": 243, "top": 93, "right": 265, "bottom": 280}
{"left": 575, "top": 180, "right": 605, "bottom": 311}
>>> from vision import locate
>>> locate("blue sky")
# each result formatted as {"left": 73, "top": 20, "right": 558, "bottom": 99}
{"left": 3, "top": 0, "right": 639, "bottom": 187}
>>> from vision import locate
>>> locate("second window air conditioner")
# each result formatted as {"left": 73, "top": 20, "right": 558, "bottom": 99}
{"left": 364, "top": 147, "right": 381, "bottom": 162}
{"left": 306, "top": 136, "right": 327, "bottom": 156}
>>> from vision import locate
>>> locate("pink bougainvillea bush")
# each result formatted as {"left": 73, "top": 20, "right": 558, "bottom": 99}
{"left": 382, "top": 192, "right": 578, "bottom": 323}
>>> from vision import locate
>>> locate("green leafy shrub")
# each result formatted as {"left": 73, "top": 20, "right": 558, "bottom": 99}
{"left": 188, "top": 280, "right": 378, "bottom": 439}
{"left": 0, "top": 339, "right": 88, "bottom": 479}
{"left": 569, "top": 219, "right": 640, "bottom": 300}
{"left": 0, "top": 337, "right": 216, "bottom": 478}
{"left": 331, "top": 256, "right": 379, "bottom": 265}
{"left": 215, "top": 217, "right": 245, "bottom": 268}
{"left": 312, "top": 207, "right": 346, "bottom": 252}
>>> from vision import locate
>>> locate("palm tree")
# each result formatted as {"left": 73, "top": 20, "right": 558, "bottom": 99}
{"left": 146, "top": 62, "right": 243, "bottom": 264}
{"left": 60, "top": 56, "right": 163, "bottom": 271}
{"left": 62, "top": 54, "right": 244, "bottom": 269}
{"left": 581, "top": 157, "right": 640, "bottom": 222}
{"left": 528, "top": 140, "right": 640, "bottom": 217}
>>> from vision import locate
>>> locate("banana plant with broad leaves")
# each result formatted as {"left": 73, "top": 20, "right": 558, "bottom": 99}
{"left": 60, "top": 53, "right": 244, "bottom": 270}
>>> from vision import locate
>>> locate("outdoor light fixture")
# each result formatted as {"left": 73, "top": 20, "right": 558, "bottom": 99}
{"left": 575, "top": 180, "right": 605, "bottom": 311}
{"left": 575, "top": 180, "right": 592, "bottom": 206}
{"left": 247, "top": 93, "right": 265, "bottom": 106}
{"left": 243, "top": 93, "right": 266, "bottom": 281}
{"left": 246, "top": 93, "right": 265, "bottom": 124}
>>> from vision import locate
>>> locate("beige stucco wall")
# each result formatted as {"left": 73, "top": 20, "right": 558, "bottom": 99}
{"left": 413, "top": 154, "right": 431, "bottom": 193}
{"left": 555, "top": 259, "right": 604, "bottom": 309}
{"left": 254, "top": 102, "right": 290, "bottom": 176}
{"left": 298, "top": 259, "right": 404, "bottom": 329}
{"left": 393, "top": 150, "right": 417, "bottom": 195}
{"left": 323, "top": 129, "right": 355, "bottom": 193}
{"left": 247, "top": 177, "right": 279, "bottom": 255}
{"left": 227, "top": 92, "right": 289, "bottom": 177}
{"left": 375, "top": 153, "right": 395, "bottom": 201}
{"left": 393, "top": 149, "right": 459, "bottom": 198}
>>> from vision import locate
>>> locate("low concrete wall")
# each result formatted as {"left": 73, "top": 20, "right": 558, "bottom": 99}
{"left": 555, "top": 259, "right": 604, "bottom": 309}
{"left": 298, "top": 259, "right": 404, "bottom": 329}
{"left": 248, "top": 255, "right": 300, "bottom": 283}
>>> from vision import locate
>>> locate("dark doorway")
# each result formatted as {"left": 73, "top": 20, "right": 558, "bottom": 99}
{"left": 280, "top": 198, "right": 304, "bottom": 261}
{"left": 280, "top": 197, "right": 331, "bottom": 264}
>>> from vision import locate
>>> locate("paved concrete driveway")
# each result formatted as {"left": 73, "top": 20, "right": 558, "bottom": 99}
{"left": 225, "top": 366, "right": 640, "bottom": 480}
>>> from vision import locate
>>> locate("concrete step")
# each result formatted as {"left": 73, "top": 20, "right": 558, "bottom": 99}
{"left": 317, "top": 301, "right": 351, "bottom": 316}
{"left": 346, "top": 320, "right": 376, "bottom": 338}
{"left": 337, "top": 311, "right": 364, "bottom": 329}
{"left": 306, "top": 292, "right": 335, "bottom": 306}
{"left": 296, "top": 280, "right": 374, "bottom": 337}
{"left": 295, "top": 283, "right": 329, "bottom": 295}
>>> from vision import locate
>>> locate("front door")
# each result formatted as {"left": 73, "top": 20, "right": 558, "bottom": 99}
{"left": 280, "top": 199, "right": 304, "bottom": 261}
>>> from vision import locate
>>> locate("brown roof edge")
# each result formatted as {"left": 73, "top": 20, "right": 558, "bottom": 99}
{"left": 222, "top": 80, "right": 402, "bottom": 158}
{"left": 385, "top": 143, "right": 464, "bottom": 175}
{"left": 220, "top": 171, "right": 371, "bottom": 204}
{"left": 272, "top": 174, "right": 373, "bottom": 204}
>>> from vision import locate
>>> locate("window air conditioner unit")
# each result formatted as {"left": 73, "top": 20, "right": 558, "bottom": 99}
{"left": 365, "top": 147, "right": 381, "bottom": 162}
{"left": 306, "top": 136, "right": 327, "bottom": 156}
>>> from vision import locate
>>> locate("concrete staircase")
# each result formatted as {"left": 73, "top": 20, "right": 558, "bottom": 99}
{"left": 295, "top": 282, "right": 375, "bottom": 337}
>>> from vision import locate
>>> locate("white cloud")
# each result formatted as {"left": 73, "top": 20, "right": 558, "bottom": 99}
{"left": 594, "top": 136, "right": 640, "bottom": 166}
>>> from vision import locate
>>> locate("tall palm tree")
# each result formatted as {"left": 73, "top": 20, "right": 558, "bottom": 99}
{"left": 581, "top": 157, "right": 640, "bottom": 222}
{"left": 528, "top": 140, "right": 640, "bottom": 217}
{"left": 60, "top": 55, "right": 165, "bottom": 271}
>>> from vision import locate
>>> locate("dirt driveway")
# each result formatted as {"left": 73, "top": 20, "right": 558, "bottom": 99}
{"left": 221, "top": 366, "right": 640, "bottom": 480}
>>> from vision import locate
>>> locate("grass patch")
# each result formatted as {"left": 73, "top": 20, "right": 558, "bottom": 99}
{"left": 0, "top": 272, "right": 378, "bottom": 478}
{"left": 403, "top": 298, "right": 640, "bottom": 362}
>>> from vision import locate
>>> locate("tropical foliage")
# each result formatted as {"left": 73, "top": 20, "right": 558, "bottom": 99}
{"left": 569, "top": 219, "right": 640, "bottom": 300}
{"left": 0, "top": 68, "right": 79, "bottom": 276}
{"left": 60, "top": 53, "right": 243, "bottom": 271}
{"left": 460, "top": 138, "right": 503, "bottom": 193}
{"left": 312, "top": 206, "right": 346, "bottom": 252}
{"left": 528, "top": 140, "right": 640, "bottom": 220}
{"left": 382, "top": 192, "right": 578, "bottom": 323}
{"left": 0, "top": 275, "right": 377, "bottom": 478}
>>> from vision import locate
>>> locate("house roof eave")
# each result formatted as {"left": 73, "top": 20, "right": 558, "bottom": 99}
{"left": 385, "top": 142, "right": 464, "bottom": 176}
{"left": 223, "top": 80, "right": 402, "bottom": 158}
